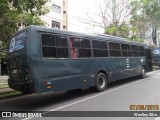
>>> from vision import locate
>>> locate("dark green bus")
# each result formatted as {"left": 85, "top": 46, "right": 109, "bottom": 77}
{"left": 152, "top": 47, "right": 160, "bottom": 67}
{"left": 7, "top": 25, "right": 153, "bottom": 94}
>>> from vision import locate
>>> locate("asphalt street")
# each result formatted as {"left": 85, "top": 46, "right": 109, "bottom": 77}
{"left": 0, "top": 70, "right": 160, "bottom": 120}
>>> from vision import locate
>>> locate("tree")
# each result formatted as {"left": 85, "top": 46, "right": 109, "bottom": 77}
{"left": 129, "top": 0, "right": 147, "bottom": 42}
{"left": 130, "top": 0, "right": 160, "bottom": 45}
{"left": 143, "top": 0, "right": 160, "bottom": 46}
{"left": 0, "top": 0, "right": 49, "bottom": 56}
{"left": 105, "top": 23, "right": 130, "bottom": 38}
{"left": 87, "top": 0, "right": 131, "bottom": 38}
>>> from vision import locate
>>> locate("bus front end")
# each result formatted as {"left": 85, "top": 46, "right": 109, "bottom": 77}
{"left": 7, "top": 31, "right": 34, "bottom": 94}
{"left": 152, "top": 48, "right": 160, "bottom": 67}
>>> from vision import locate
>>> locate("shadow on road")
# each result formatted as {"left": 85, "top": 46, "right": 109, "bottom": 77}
{"left": 0, "top": 75, "right": 150, "bottom": 111}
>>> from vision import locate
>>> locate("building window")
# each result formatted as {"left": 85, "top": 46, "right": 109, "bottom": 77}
{"left": 52, "top": 4, "right": 61, "bottom": 14}
{"left": 52, "top": 20, "right": 60, "bottom": 29}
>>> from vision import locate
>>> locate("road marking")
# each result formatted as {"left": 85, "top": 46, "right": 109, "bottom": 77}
{"left": 22, "top": 70, "right": 159, "bottom": 120}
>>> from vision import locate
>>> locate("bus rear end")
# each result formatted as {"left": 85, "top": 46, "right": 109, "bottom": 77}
{"left": 7, "top": 30, "right": 34, "bottom": 93}
{"left": 152, "top": 48, "right": 160, "bottom": 67}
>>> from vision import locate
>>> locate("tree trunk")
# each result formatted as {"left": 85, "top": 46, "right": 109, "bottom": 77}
{"left": 152, "top": 26, "right": 157, "bottom": 46}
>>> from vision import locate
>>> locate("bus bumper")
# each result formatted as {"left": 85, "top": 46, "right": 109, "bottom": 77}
{"left": 8, "top": 79, "right": 34, "bottom": 94}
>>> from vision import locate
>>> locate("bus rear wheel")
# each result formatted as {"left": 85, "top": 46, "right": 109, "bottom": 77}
{"left": 140, "top": 67, "right": 146, "bottom": 78}
{"left": 93, "top": 73, "right": 107, "bottom": 92}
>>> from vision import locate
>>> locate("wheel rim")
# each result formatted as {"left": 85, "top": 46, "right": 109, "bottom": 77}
{"left": 98, "top": 76, "right": 105, "bottom": 89}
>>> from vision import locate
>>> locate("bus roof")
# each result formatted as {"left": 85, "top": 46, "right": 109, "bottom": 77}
{"left": 22, "top": 25, "right": 147, "bottom": 47}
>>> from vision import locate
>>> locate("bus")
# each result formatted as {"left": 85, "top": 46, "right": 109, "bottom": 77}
{"left": 7, "top": 25, "right": 153, "bottom": 94}
{"left": 152, "top": 47, "right": 160, "bottom": 67}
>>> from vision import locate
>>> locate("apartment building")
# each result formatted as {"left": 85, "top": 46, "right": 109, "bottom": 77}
{"left": 41, "top": 0, "right": 68, "bottom": 30}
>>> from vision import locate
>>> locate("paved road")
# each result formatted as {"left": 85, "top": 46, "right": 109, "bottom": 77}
{"left": 0, "top": 70, "right": 160, "bottom": 120}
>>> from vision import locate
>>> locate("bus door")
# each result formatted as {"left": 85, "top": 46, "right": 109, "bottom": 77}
{"left": 145, "top": 48, "right": 153, "bottom": 72}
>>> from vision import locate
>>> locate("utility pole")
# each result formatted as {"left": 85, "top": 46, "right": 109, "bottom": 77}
{"left": 62, "top": 0, "right": 68, "bottom": 30}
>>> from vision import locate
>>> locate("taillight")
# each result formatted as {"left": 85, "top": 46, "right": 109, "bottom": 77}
{"left": 26, "top": 65, "right": 30, "bottom": 79}
{"left": 42, "top": 81, "right": 53, "bottom": 89}
{"left": 43, "top": 81, "right": 51, "bottom": 85}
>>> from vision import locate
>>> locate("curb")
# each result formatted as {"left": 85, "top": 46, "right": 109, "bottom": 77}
{"left": 0, "top": 88, "right": 14, "bottom": 94}
{"left": 0, "top": 76, "right": 8, "bottom": 80}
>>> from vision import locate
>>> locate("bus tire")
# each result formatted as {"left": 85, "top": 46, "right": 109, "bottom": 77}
{"left": 94, "top": 73, "right": 107, "bottom": 92}
{"left": 140, "top": 67, "right": 146, "bottom": 78}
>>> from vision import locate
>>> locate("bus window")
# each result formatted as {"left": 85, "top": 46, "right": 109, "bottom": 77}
{"left": 131, "top": 45, "right": 139, "bottom": 57}
{"left": 92, "top": 40, "right": 108, "bottom": 57}
{"left": 92, "top": 40, "right": 101, "bottom": 57}
{"left": 139, "top": 46, "right": 145, "bottom": 56}
{"left": 41, "top": 34, "right": 68, "bottom": 58}
{"left": 109, "top": 42, "right": 121, "bottom": 57}
{"left": 121, "top": 44, "right": 131, "bottom": 57}
{"left": 100, "top": 41, "right": 108, "bottom": 57}
{"left": 70, "top": 37, "right": 91, "bottom": 58}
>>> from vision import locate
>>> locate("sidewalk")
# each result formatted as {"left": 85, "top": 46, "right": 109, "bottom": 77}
{"left": 0, "top": 88, "right": 14, "bottom": 94}
{"left": 0, "top": 76, "right": 8, "bottom": 80}
{"left": 0, "top": 76, "right": 8, "bottom": 85}
{"left": 0, "top": 76, "right": 22, "bottom": 99}
{"left": 0, "top": 76, "right": 14, "bottom": 94}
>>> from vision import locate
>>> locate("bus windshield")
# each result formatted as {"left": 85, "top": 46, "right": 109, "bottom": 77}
{"left": 8, "top": 31, "right": 26, "bottom": 53}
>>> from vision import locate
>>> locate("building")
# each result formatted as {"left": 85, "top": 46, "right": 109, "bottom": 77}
{"left": 41, "top": 0, "right": 68, "bottom": 30}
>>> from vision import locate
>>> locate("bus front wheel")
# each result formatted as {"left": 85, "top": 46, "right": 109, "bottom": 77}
{"left": 93, "top": 73, "right": 107, "bottom": 92}
{"left": 140, "top": 67, "right": 146, "bottom": 78}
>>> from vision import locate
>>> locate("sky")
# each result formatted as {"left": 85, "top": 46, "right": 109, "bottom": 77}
{"left": 68, "top": 0, "right": 104, "bottom": 34}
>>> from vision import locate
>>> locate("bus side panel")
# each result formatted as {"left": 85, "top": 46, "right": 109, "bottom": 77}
{"left": 90, "top": 58, "right": 131, "bottom": 83}
{"left": 94, "top": 57, "right": 144, "bottom": 83}
{"left": 27, "top": 29, "right": 42, "bottom": 94}
{"left": 38, "top": 59, "right": 94, "bottom": 93}
{"left": 129, "top": 58, "right": 141, "bottom": 76}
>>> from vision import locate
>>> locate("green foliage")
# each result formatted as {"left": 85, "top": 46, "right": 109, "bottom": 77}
{"left": 105, "top": 25, "right": 116, "bottom": 35}
{"left": 130, "top": 0, "right": 160, "bottom": 45}
{"left": 0, "top": 0, "right": 49, "bottom": 55}
{"left": 105, "top": 23, "right": 130, "bottom": 38}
